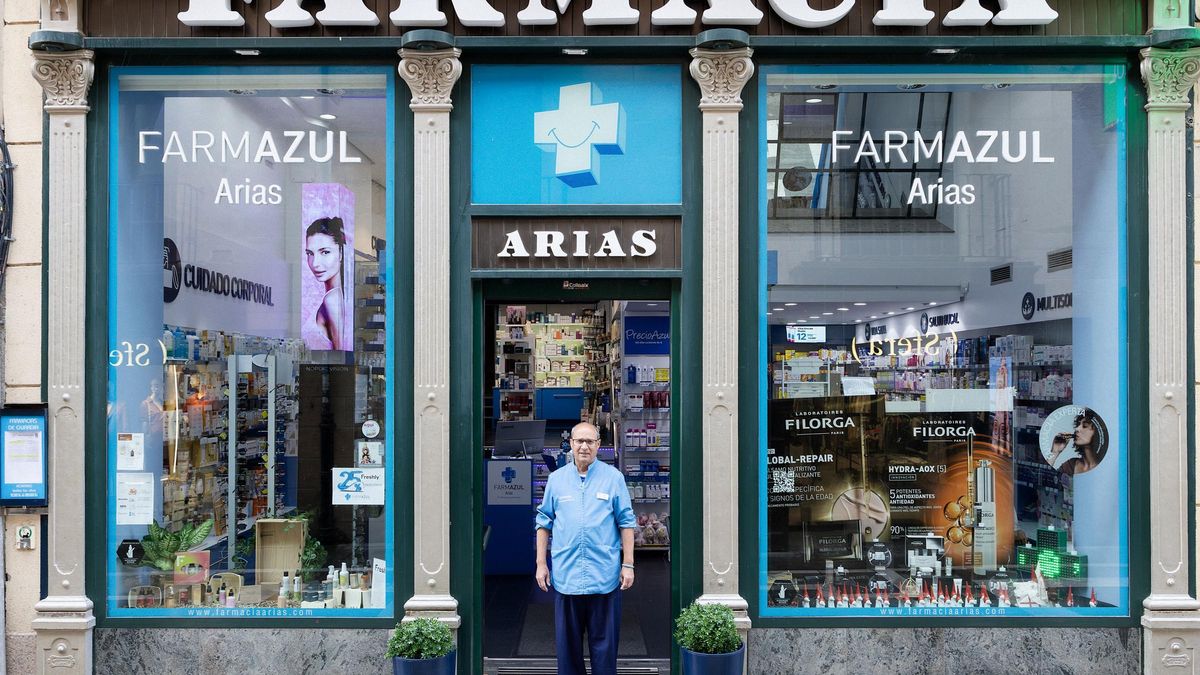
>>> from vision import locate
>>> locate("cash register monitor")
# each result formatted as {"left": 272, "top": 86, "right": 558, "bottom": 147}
{"left": 493, "top": 419, "right": 547, "bottom": 458}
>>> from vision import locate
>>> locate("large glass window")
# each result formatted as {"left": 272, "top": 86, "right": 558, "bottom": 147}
{"left": 106, "top": 69, "right": 395, "bottom": 618}
{"left": 760, "top": 66, "right": 1128, "bottom": 618}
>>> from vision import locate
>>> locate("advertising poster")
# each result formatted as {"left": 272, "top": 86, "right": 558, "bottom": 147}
{"left": 1, "top": 414, "right": 46, "bottom": 503}
{"left": 116, "top": 473, "right": 155, "bottom": 525}
{"left": 766, "top": 397, "right": 1017, "bottom": 611}
{"left": 766, "top": 395, "right": 886, "bottom": 567}
{"left": 300, "top": 183, "right": 355, "bottom": 352}
{"left": 331, "top": 467, "right": 385, "bottom": 505}
{"left": 623, "top": 315, "right": 670, "bottom": 355}
{"left": 487, "top": 460, "right": 532, "bottom": 506}
{"left": 883, "top": 412, "right": 1014, "bottom": 574}
{"left": 116, "top": 432, "right": 145, "bottom": 471}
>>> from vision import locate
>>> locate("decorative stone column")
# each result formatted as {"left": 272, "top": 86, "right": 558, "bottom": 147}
{"left": 29, "top": 49, "right": 95, "bottom": 675}
{"left": 1140, "top": 46, "right": 1200, "bottom": 673}
{"left": 398, "top": 48, "right": 463, "bottom": 632}
{"left": 688, "top": 46, "right": 753, "bottom": 638}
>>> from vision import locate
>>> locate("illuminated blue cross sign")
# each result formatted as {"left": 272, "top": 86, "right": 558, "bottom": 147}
{"left": 534, "top": 82, "right": 626, "bottom": 187}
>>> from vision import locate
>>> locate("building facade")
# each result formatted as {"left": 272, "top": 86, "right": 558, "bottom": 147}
{"left": 6, "top": 0, "right": 1200, "bottom": 673}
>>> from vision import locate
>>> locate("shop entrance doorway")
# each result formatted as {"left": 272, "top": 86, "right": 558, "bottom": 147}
{"left": 480, "top": 282, "right": 675, "bottom": 675}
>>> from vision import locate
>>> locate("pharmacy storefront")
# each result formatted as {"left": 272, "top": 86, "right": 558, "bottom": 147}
{"left": 23, "top": 0, "right": 1200, "bottom": 672}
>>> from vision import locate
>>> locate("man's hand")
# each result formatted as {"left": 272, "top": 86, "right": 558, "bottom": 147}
{"left": 619, "top": 567, "right": 635, "bottom": 590}
{"left": 536, "top": 562, "right": 552, "bottom": 592}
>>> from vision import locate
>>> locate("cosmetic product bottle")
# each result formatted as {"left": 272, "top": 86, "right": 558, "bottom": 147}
{"left": 361, "top": 572, "right": 370, "bottom": 591}
{"left": 944, "top": 555, "right": 953, "bottom": 577}
{"left": 218, "top": 583, "right": 227, "bottom": 606}
{"left": 1089, "top": 588, "right": 1097, "bottom": 607}
{"left": 801, "top": 584, "right": 810, "bottom": 608}
{"left": 990, "top": 565, "right": 1011, "bottom": 601}
{"left": 340, "top": 562, "right": 349, "bottom": 589}
{"left": 979, "top": 585, "right": 990, "bottom": 607}
{"left": 205, "top": 581, "right": 213, "bottom": 605}
{"left": 293, "top": 572, "right": 302, "bottom": 601}
{"left": 226, "top": 588, "right": 236, "bottom": 608}
{"left": 1066, "top": 587, "right": 1075, "bottom": 607}
{"left": 973, "top": 460, "right": 997, "bottom": 574}
{"left": 866, "top": 538, "right": 890, "bottom": 568}
{"left": 277, "top": 586, "right": 288, "bottom": 608}
{"left": 282, "top": 570, "right": 289, "bottom": 595}
{"left": 165, "top": 585, "right": 177, "bottom": 609}
{"left": 870, "top": 569, "right": 889, "bottom": 594}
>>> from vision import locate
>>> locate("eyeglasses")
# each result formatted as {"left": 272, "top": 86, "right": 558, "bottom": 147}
{"left": 571, "top": 438, "right": 600, "bottom": 446}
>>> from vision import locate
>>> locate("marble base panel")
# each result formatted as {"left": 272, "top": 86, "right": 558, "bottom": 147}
{"left": 95, "top": 628, "right": 392, "bottom": 675}
{"left": 7, "top": 631, "right": 36, "bottom": 674}
{"left": 750, "top": 626, "right": 1140, "bottom": 675}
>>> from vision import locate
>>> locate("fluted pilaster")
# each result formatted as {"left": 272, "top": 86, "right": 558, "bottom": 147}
{"left": 689, "top": 46, "right": 753, "bottom": 639}
{"left": 399, "top": 48, "right": 462, "bottom": 629}
{"left": 29, "top": 48, "right": 95, "bottom": 675}
{"left": 1140, "top": 45, "right": 1200, "bottom": 675}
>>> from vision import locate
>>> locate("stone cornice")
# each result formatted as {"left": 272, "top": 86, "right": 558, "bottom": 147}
{"left": 689, "top": 47, "right": 754, "bottom": 112}
{"left": 31, "top": 49, "right": 94, "bottom": 112}
{"left": 398, "top": 48, "right": 463, "bottom": 112}
{"left": 1140, "top": 47, "right": 1200, "bottom": 111}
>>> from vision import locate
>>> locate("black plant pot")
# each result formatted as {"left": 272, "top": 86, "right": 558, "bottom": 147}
{"left": 391, "top": 651, "right": 456, "bottom": 675}
{"left": 680, "top": 643, "right": 744, "bottom": 675}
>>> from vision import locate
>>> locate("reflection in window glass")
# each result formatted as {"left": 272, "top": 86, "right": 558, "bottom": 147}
{"left": 760, "top": 67, "right": 1128, "bottom": 618}
{"left": 107, "top": 69, "right": 394, "bottom": 618}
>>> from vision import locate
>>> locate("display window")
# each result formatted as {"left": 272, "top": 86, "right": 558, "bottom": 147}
{"left": 758, "top": 66, "right": 1129, "bottom": 618}
{"left": 105, "top": 68, "right": 395, "bottom": 618}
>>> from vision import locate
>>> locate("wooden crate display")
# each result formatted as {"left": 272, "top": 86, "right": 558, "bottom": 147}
{"left": 255, "top": 518, "right": 306, "bottom": 585}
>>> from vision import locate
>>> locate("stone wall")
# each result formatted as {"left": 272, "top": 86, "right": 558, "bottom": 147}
{"left": 750, "top": 626, "right": 1140, "bottom": 674}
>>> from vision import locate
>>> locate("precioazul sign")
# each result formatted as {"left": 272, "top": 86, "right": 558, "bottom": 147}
{"left": 179, "top": 0, "right": 1058, "bottom": 29}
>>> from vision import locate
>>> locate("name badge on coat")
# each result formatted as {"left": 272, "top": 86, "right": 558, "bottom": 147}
{"left": 597, "top": 491, "right": 610, "bottom": 501}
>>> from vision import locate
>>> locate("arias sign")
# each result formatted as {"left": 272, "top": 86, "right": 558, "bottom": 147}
{"left": 178, "top": 0, "right": 1058, "bottom": 30}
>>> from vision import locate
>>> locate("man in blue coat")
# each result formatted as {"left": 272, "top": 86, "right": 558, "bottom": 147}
{"left": 535, "top": 421, "right": 637, "bottom": 675}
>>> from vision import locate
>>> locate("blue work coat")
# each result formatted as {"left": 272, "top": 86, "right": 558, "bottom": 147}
{"left": 535, "top": 459, "right": 637, "bottom": 595}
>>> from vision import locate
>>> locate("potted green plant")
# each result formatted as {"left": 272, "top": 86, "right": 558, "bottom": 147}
{"left": 674, "top": 601, "right": 744, "bottom": 675}
{"left": 387, "top": 617, "right": 456, "bottom": 675}
{"left": 138, "top": 519, "right": 214, "bottom": 571}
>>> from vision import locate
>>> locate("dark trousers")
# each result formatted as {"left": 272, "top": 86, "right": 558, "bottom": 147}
{"left": 555, "top": 588, "right": 621, "bottom": 675}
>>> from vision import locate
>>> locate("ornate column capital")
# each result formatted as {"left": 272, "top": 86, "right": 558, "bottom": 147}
{"left": 1140, "top": 47, "right": 1200, "bottom": 111}
{"left": 398, "top": 48, "right": 463, "bottom": 113}
{"left": 688, "top": 47, "right": 754, "bottom": 112}
{"left": 31, "top": 49, "right": 94, "bottom": 113}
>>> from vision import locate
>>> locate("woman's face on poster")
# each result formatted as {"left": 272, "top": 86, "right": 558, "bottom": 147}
{"left": 1074, "top": 417, "right": 1096, "bottom": 447}
{"left": 306, "top": 233, "right": 341, "bottom": 284}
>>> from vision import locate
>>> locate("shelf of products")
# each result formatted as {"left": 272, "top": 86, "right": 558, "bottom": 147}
{"left": 614, "top": 309, "right": 671, "bottom": 550}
